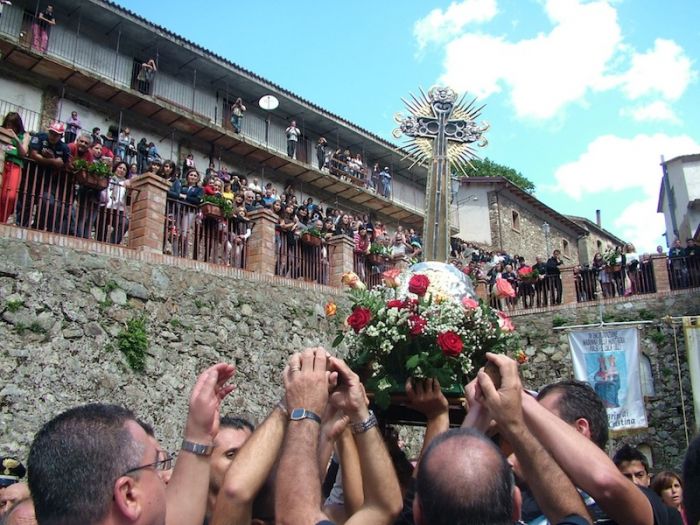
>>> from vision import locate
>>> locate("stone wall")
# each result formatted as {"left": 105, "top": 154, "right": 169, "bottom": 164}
{"left": 1, "top": 234, "right": 698, "bottom": 472}
{"left": 0, "top": 236, "right": 347, "bottom": 457}
{"left": 488, "top": 190, "right": 580, "bottom": 264}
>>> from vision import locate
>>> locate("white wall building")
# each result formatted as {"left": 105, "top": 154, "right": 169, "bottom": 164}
{"left": 658, "top": 154, "right": 700, "bottom": 245}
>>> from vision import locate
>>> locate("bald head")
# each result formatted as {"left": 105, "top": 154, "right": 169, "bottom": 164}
{"left": 415, "top": 428, "right": 515, "bottom": 525}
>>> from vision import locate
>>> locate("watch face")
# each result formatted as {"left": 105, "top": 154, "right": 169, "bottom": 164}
{"left": 290, "top": 408, "right": 305, "bottom": 420}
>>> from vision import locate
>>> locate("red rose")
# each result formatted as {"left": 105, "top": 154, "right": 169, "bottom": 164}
{"left": 347, "top": 307, "right": 372, "bottom": 333}
{"left": 409, "top": 315, "right": 427, "bottom": 336}
{"left": 437, "top": 331, "right": 463, "bottom": 357}
{"left": 386, "top": 299, "right": 404, "bottom": 309}
{"left": 408, "top": 274, "right": 430, "bottom": 296}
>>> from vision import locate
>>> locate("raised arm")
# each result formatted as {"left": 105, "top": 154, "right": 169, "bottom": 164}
{"left": 478, "top": 354, "right": 590, "bottom": 525}
{"left": 210, "top": 403, "right": 288, "bottom": 525}
{"left": 167, "top": 363, "right": 236, "bottom": 525}
{"left": 329, "top": 357, "right": 402, "bottom": 525}
{"left": 275, "top": 348, "right": 331, "bottom": 525}
{"left": 522, "top": 389, "right": 653, "bottom": 525}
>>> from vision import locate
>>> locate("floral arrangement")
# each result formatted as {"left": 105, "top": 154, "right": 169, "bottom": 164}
{"left": 87, "top": 160, "right": 113, "bottom": 179}
{"left": 304, "top": 226, "right": 322, "bottom": 238}
{"left": 71, "top": 158, "right": 90, "bottom": 172}
{"left": 369, "top": 242, "right": 391, "bottom": 256}
{"left": 603, "top": 248, "right": 620, "bottom": 267}
{"left": 333, "top": 265, "right": 521, "bottom": 409}
{"left": 201, "top": 194, "right": 234, "bottom": 219}
{"left": 517, "top": 265, "right": 539, "bottom": 283}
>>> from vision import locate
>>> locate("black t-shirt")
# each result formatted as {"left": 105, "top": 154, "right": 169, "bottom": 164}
{"left": 38, "top": 10, "right": 54, "bottom": 29}
{"left": 29, "top": 133, "right": 71, "bottom": 179}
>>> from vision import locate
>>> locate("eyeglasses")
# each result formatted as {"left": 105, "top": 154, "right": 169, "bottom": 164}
{"left": 122, "top": 452, "right": 174, "bottom": 476}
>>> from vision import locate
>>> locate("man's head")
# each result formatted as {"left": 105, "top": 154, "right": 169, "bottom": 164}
{"left": 613, "top": 444, "right": 650, "bottom": 486}
{"left": 537, "top": 380, "right": 609, "bottom": 449}
{"left": 28, "top": 404, "right": 166, "bottom": 525}
{"left": 47, "top": 122, "right": 64, "bottom": 145}
{"left": 414, "top": 428, "right": 518, "bottom": 525}
{"left": 208, "top": 417, "right": 254, "bottom": 509}
{"left": 75, "top": 133, "right": 91, "bottom": 153}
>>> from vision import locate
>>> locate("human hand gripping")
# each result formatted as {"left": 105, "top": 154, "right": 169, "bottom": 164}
{"left": 184, "top": 363, "right": 236, "bottom": 443}
{"left": 405, "top": 377, "right": 448, "bottom": 421}
{"left": 328, "top": 357, "right": 369, "bottom": 423}
{"left": 284, "top": 347, "right": 331, "bottom": 416}
{"left": 460, "top": 377, "right": 494, "bottom": 433}
{"left": 476, "top": 352, "right": 524, "bottom": 432}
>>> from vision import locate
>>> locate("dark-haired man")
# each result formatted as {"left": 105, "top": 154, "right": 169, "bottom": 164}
{"left": 613, "top": 444, "right": 651, "bottom": 487}
{"left": 206, "top": 416, "right": 254, "bottom": 521}
{"left": 28, "top": 363, "right": 235, "bottom": 525}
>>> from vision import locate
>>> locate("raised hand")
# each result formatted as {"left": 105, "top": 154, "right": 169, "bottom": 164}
{"left": 405, "top": 377, "right": 448, "bottom": 421}
{"left": 184, "top": 362, "right": 236, "bottom": 442}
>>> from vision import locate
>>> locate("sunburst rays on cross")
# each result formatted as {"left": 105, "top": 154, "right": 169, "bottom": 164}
{"left": 393, "top": 86, "right": 489, "bottom": 177}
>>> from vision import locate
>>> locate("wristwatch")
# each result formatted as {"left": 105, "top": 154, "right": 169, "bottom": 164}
{"left": 350, "top": 410, "right": 378, "bottom": 434}
{"left": 289, "top": 408, "right": 322, "bottom": 424}
{"left": 181, "top": 439, "right": 214, "bottom": 456}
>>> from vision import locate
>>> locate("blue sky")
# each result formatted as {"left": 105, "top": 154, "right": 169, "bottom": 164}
{"left": 115, "top": 0, "right": 700, "bottom": 253}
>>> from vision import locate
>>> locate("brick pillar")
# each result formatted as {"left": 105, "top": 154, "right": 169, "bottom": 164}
{"left": 651, "top": 255, "right": 671, "bottom": 293}
{"left": 40, "top": 87, "right": 60, "bottom": 130}
{"left": 246, "top": 208, "right": 277, "bottom": 276}
{"left": 327, "top": 235, "right": 355, "bottom": 288}
{"left": 127, "top": 173, "right": 170, "bottom": 253}
{"left": 561, "top": 266, "right": 577, "bottom": 305}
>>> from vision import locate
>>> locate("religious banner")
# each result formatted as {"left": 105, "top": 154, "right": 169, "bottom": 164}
{"left": 568, "top": 328, "right": 647, "bottom": 431}
{"left": 683, "top": 316, "right": 700, "bottom": 433}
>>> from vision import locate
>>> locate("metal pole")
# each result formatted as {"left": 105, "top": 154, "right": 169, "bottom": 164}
{"left": 671, "top": 324, "right": 691, "bottom": 447}
{"left": 192, "top": 69, "right": 197, "bottom": 113}
{"left": 112, "top": 27, "right": 121, "bottom": 82}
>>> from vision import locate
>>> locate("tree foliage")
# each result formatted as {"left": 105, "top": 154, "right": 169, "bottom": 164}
{"left": 464, "top": 158, "right": 536, "bottom": 194}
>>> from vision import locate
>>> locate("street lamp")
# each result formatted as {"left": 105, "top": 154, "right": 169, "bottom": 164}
{"left": 542, "top": 221, "right": 551, "bottom": 255}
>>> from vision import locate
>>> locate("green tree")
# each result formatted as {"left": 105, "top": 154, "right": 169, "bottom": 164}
{"left": 463, "top": 157, "right": 536, "bottom": 194}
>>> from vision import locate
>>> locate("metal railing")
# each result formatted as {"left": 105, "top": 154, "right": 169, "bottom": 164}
{"left": 275, "top": 228, "right": 327, "bottom": 284}
{"left": 7, "top": 159, "right": 132, "bottom": 245}
{"left": 0, "top": 98, "right": 41, "bottom": 134}
{"left": 668, "top": 256, "right": 700, "bottom": 290}
{"left": 163, "top": 198, "right": 248, "bottom": 268}
{"left": 353, "top": 252, "right": 396, "bottom": 289}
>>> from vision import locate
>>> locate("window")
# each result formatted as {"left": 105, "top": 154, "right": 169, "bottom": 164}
{"left": 562, "top": 239, "right": 569, "bottom": 257}
{"left": 640, "top": 353, "right": 655, "bottom": 397}
{"left": 596, "top": 240, "right": 602, "bottom": 250}
{"left": 511, "top": 210, "right": 520, "bottom": 231}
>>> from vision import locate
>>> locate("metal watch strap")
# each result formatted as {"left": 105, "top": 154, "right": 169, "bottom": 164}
{"left": 289, "top": 407, "right": 322, "bottom": 424}
{"left": 180, "top": 439, "right": 214, "bottom": 456}
{"left": 350, "top": 410, "right": 378, "bottom": 434}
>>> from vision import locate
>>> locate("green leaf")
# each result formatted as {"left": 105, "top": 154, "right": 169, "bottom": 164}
{"left": 331, "top": 333, "right": 345, "bottom": 348}
{"left": 406, "top": 354, "right": 421, "bottom": 370}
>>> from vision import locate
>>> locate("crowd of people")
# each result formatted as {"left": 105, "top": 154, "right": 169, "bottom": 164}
{"left": 1, "top": 350, "right": 697, "bottom": 525}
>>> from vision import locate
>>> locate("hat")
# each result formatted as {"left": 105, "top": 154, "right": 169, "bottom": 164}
{"left": 0, "top": 457, "right": 26, "bottom": 487}
{"left": 49, "top": 121, "right": 65, "bottom": 135}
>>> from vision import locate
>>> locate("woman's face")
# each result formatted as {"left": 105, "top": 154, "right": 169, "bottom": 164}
{"left": 130, "top": 164, "right": 138, "bottom": 173}
{"left": 272, "top": 201, "right": 282, "bottom": 213}
{"left": 187, "top": 171, "right": 199, "bottom": 185}
{"left": 212, "top": 180, "right": 223, "bottom": 192}
{"left": 114, "top": 163, "right": 127, "bottom": 178}
{"left": 285, "top": 205, "right": 294, "bottom": 215}
{"left": 660, "top": 479, "right": 682, "bottom": 509}
{"left": 235, "top": 195, "right": 244, "bottom": 206}
{"left": 163, "top": 164, "right": 173, "bottom": 175}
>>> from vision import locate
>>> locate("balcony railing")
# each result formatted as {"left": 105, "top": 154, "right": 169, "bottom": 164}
{"left": 275, "top": 229, "right": 327, "bottom": 285}
{"left": 6, "top": 160, "right": 132, "bottom": 245}
{"left": 0, "top": 98, "right": 41, "bottom": 134}
{"left": 353, "top": 252, "right": 397, "bottom": 289}
{"left": 163, "top": 198, "right": 248, "bottom": 269}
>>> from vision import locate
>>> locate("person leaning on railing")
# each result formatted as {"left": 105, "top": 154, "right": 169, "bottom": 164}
{"left": 0, "top": 111, "right": 30, "bottom": 224}
{"left": 96, "top": 161, "right": 131, "bottom": 244}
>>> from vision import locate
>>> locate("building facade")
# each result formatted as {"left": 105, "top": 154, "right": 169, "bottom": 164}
{"left": 658, "top": 153, "right": 700, "bottom": 246}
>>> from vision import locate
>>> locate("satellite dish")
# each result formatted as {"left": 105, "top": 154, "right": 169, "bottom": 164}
{"left": 259, "top": 95, "right": 279, "bottom": 111}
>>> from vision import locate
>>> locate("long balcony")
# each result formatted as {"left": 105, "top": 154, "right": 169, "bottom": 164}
{"left": 0, "top": 1, "right": 431, "bottom": 228}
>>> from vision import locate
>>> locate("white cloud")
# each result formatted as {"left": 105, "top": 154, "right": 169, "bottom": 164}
{"left": 620, "top": 101, "right": 681, "bottom": 124}
{"left": 613, "top": 197, "right": 666, "bottom": 254}
{"left": 619, "top": 39, "right": 694, "bottom": 101}
{"left": 413, "top": 0, "right": 498, "bottom": 50}
{"left": 438, "top": 0, "right": 621, "bottom": 119}
{"left": 552, "top": 133, "right": 700, "bottom": 200}
{"left": 421, "top": 0, "right": 695, "bottom": 121}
